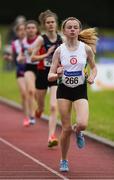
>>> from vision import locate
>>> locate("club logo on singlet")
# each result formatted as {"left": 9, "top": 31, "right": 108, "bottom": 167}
{"left": 70, "top": 58, "right": 77, "bottom": 65}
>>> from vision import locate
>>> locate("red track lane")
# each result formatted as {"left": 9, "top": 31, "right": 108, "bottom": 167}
{"left": 0, "top": 102, "right": 114, "bottom": 180}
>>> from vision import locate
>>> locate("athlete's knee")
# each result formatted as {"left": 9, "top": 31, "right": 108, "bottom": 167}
{"left": 38, "top": 105, "right": 44, "bottom": 112}
{"left": 50, "top": 105, "right": 56, "bottom": 113}
{"left": 38, "top": 100, "right": 45, "bottom": 112}
{"left": 78, "top": 122, "right": 88, "bottom": 130}
{"left": 62, "top": 125, "right": 72, "bottom": 135}
{"left": 21, "top": 92, "right": 27, "bottom": 100}
{"left": 28, "top": 89, "right": 35, "bottom": 96}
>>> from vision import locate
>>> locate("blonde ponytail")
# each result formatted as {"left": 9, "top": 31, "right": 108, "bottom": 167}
{"left": 78, "top": 28, "right": 98, "bottom": 53}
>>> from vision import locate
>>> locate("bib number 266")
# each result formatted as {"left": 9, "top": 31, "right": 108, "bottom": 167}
{"left": 65, "top": 77, "right": 78, "bottom": 84}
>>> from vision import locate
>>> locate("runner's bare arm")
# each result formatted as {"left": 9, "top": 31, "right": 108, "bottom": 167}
{"left": 86, "top": 44, "right": 97, "bottom": 84}
{"left": 31, "top": 35, "right": 43, "bottom": 57}
{"left": 48, "top": 47, "right": 61, "bottom": 81}
{"left": 31, "top": 45, "right": 55, "bottom": 62}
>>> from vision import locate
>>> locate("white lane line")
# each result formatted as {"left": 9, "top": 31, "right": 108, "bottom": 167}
{"left": 0, "top": 137, "right": 69, "bottom": 180}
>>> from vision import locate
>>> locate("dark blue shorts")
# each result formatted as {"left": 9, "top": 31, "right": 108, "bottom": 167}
{"left": 16, "top": 63, "right": 26, "bottom": 78}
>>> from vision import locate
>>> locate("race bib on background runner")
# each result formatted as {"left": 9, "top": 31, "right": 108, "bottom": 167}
{"left": 44, "top": 56, "right": 52, "bottom": 67}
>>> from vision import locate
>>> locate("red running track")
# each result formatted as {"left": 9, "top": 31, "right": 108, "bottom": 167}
{"left": 0, "top": 102, "right": 114, "bottom": 179}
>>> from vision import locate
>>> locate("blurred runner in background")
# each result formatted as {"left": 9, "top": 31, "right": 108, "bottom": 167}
{"left": 3, "top": 15, "right": 26, "bottom": 71}
{"left": 11, "top": 22, "right": 29, "bottom": 125}
{"left": 31, "top": 9, "right": 63, "bottom": 148}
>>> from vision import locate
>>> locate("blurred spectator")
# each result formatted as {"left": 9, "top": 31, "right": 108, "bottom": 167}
{"left": 3, "top": 15, "right": 26, "bottom": 71}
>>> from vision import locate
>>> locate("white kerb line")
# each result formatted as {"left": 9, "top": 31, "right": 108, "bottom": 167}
{"left": 0, "top": 137, "right": 69, "bottom": 180}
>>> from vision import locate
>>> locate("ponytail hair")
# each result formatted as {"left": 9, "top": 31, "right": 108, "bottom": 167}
{"left": 78, "top": 28, "right": 98, "bottom": 53}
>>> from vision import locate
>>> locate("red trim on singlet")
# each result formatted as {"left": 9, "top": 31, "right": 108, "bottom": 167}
{"left": 11, "top": 41, "right": 16, "bottom": 53}
{"left": 27, "top": 35, "right": 38, "bottom": 44}
{"left": 37, "top": 46, "right": 46, "bottom": 70}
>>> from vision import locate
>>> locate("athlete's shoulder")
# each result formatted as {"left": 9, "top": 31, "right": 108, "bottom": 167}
{"left": 59, "top": 42, "right": 65, "bottom": 48}
{"left": 11, "top": 38, "right": 19, "bottom": 48}
{"left": 79, "top": 40, "right": 86, "bottom": 46}
{"left": 42, "top": 34, "right": 48, "bottom": 40}
{"left": 85, "top": 43, "right": 92, "bottom": 52}
{"left": 54, "top": 44, "right": 62, "bottom": 54}
{"left": 22, "top": 37, "right": 27, "bottom": 44}
{"left": 55, "top": 43, "right": 65, "bottom": 55}
{"left": 57, "top": 33, "right": 63, "bottom": 43}
{"left": 37, "top": 34, "right": 43, "bottom": 40}
{"left": 12, "top": 38, "right": 18, "bottom": 44}
{"left": 57, "top": 33, "right": 62, "bottom": 39}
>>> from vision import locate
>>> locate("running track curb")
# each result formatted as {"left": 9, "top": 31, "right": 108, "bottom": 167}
{"left": 0, "top": 96, "right": 114, "bottom": 148}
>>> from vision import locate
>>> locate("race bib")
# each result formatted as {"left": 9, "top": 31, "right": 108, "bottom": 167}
{"left": 62, "top": 70, "right": 85, "bottom": 88}
{"left": 44, "top": 56, "right": 52, "bottom": 67}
